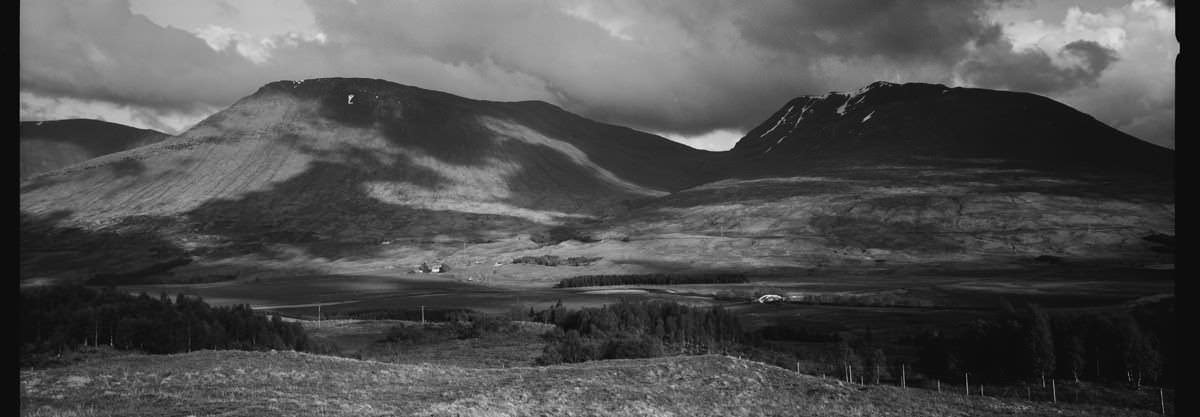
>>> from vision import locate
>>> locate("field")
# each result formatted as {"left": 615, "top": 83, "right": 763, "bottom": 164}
{"left": 112, "top": 262, "right": 1173, "bottom": 336}
{"left": 19, "top": 350, "right": 1167, "bottom": 417}
{"left": 298, "top": 319, "right": 555, "bottom": 368}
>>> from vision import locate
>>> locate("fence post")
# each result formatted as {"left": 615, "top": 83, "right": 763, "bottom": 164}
{"left": 901, "top": 364, "right": 906, "bottom": 388}
{"left": 1052, "top": 379, "right": 1057, "bottom": 403}
{"left": 937, "top": 379, "right": 941, "bottom": 393}
{"left": 1161, "top": 388, "right": 1166, "bottom": 415}
{"left": 965, "top": 373, "right": 970, "bottom": 396}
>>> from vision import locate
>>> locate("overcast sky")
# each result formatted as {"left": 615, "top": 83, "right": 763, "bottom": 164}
{"left": 20, "top": 0, "right": 1175, "bottom": 151}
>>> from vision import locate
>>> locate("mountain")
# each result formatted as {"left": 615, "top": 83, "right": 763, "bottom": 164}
{"left": 20, "top": 119, "right": 170, "bottom": 180}
{"left": 584, "top": 82, "right": 1174, "bottom": 268}
{"left": 729, "top": 81, "right": 1174, "bottom": 178}
{"left": 19, "top": 78, "right": 717, "bottom": 279}
{"left": 19, "top": 79, "right": 1173, "bottom": 282}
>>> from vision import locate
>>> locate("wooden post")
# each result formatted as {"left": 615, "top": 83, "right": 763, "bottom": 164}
{"left": 965, "top": 373, "right": 970, "bottom": 396}
{"left": 1027, "top": 385, "right": 1031, "bottom": 401}
{"left": 796, "top": 361, "right": 800, "bottom": 374}
{"left": 937, "top": 379, "right": 941, "bottom": 393}
{"left": 421, "top": 305, "right": 426, "bottom": 325}
{"left": 1052, "top": 379, "right": 1057, "bottom": 403}
{"left": 1042, "top": 373, "right": 1046, "bottom": 388}
{"left": 901, "top": 364, "right": 906, "bottom": 388}
{"left": 317, "top": 303, "right": 322, "bottom": 328}
{"left": 1160, "top": 388, "right": 1166, "bottom": 415}
{"left": 980, "top": 385, "right": 984, "bottom": 396}
{"left": 849, "top": 364, "right": 853, "bottom": 384}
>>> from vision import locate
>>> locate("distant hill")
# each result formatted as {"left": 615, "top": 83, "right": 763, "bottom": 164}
{"left": 20, "top": 119, "right": 170, "bottom": 180}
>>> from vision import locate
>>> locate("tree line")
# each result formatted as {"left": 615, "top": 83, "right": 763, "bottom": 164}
{"left": 913, "top": 300, "right": 1172, "bottom": 387}
{"left": 554, "top": 273, "right": 748, "bottom": 288}
{"left": 532, "top": 300, "right": 745, "bottom": 364}
{"left": 511, "top": 255, "right": 601, "bottom": 267}
{"left": 21, "top": 285, "right": 315, "bottom": 365}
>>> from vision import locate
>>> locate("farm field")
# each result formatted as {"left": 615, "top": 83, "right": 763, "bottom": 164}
{"left": 113, "top": 263, "right": 1173, "bottom": 335}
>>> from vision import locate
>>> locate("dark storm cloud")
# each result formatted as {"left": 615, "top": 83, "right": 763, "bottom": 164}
{"left": 734, "top": 0, "right": 1008, "bottom": 64}
{"left": 960, "top": 36, "right": 1120, "bottom": 93}
{"left": 1061, "top": 40, "right": 1120, "bottom": 75}
{"left": 19, "top": 0, "right": 263, "bottom": 112}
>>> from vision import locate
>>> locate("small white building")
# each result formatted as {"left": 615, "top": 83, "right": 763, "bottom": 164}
{"left": 756, "top": 294, "right": 785, "bottom": 304}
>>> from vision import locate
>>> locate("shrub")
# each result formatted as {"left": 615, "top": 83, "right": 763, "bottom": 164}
{"left": 531, "top": 226, "right": 596, "bottom": 245}
{"left": 511, "top": 255, "right": 602, "bottom": 267}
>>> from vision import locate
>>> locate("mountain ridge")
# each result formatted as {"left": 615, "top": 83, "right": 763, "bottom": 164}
{"left": 729, "top": 81, "right": 1173, "bottom": 179}
{"left": 20, "top": 118, "right": 170, "bottom": 180}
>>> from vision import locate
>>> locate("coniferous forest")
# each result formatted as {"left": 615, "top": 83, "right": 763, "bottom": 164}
{"left": 21, "top": 285, "right": 314, "bottom": 366}
{"left": 533, "top": 300, "right": 745, "bottom": 365}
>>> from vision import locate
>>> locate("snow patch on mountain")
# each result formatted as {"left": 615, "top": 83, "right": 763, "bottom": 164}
{"left": 760, "top": 105, "right": 794, "bottom": 138}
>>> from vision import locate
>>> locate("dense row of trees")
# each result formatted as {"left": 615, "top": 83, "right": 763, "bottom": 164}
{"left": 555, "top": 273, "right": 748, "bottom": 288}
{"left": 511, "top": 255, "right": 601, "bottom": 267}
{"left": 533, "top": 300, "right": 745, "bottom": 364}
{"left": 914, "top": 301, "right": 1172, "bottom": 387}
{"left": 21, "top": 285, "right": 313, "bottom": 364}
{"left": 383, "top": 312, "right": 519, "bottom": 344}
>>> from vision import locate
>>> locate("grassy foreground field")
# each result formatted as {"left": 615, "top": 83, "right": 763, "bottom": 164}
{"left": 20, "top": 350, "right": 1162, "bottom": 417}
